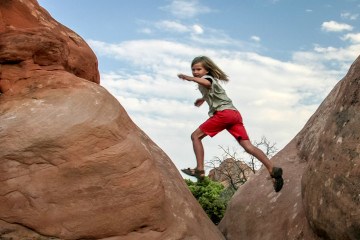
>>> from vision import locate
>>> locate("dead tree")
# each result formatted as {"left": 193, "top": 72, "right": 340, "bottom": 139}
{"left": 207, "top": 136, "right": 278, "bottom": 190}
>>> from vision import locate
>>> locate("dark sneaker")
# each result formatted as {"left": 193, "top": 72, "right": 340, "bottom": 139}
{"left": 271, "top": 167, "right": 283, "bottom": 192}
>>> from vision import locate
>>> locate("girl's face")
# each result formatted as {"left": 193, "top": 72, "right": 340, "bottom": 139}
{"left": 192, "top": 62, "right": 209, "bottom": 78}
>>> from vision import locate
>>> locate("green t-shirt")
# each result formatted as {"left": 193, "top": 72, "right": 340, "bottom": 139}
{"left": 198, "top": 75, "right": 237, "bottom": 117}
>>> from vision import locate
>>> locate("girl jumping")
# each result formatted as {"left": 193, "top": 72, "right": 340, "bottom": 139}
{"left": 178, "top": 56, "right": 283, "bottom": 192}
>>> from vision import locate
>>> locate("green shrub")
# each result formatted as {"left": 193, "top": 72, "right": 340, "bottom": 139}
{"left": 185, "top": 177, "right": 226, "bottom": 225}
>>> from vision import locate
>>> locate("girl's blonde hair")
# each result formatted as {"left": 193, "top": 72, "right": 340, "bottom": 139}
{"left": 191, "top": 56, "right": 229, "bottom": 82}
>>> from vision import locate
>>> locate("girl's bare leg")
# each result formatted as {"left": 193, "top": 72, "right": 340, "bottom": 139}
{"left": 239, "top": 139, "right": 274, "bottom": 174}
{"left": 239, "top": 139, "right": 283, "bottom": 191}
{"left": 191, "top": 128, "right": 208, "bottom": 171}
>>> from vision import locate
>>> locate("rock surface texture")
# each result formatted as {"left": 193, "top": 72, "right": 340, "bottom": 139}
{"left": 218, "top": 56, "right": 360, "bottom": 240}
{"left": 0, "top": 1, "right": 225, "bottom": 240}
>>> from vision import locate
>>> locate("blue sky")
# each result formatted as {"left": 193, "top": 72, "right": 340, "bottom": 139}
{"left": 38, "top": 0, "right": 360, "bottom": 177}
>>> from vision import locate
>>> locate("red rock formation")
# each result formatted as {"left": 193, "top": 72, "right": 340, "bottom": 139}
{"left": 0, "top": 0, "right": 100, "bottom": 95}
{"left": 0, "top": 1, "right": 225, "bottom": 239}
{"left": 218, "top": 56, "right": 360, "bottom": 240}
{"left": 299, "top": 57, "right": 360, "bottom": 240}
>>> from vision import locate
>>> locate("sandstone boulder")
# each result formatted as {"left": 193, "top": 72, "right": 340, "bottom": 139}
{"left": 0, "top": 77, "right": 224, "bottom": 240}
{"left": 0, "top": 0, "right": 100, "bottom": 95}
{"left": 299, "top": 56, "right": 360, "bottom": 240}
{"left": 218, "top": 56, "right": 360, "bottom": 240}
{"left": 0, "top": 1, "right": 225, "bottom": 239}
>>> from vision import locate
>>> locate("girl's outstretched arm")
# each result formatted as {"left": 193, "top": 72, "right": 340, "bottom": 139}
{"left": 178, "top": 74, "right": 211, "bottom": 88}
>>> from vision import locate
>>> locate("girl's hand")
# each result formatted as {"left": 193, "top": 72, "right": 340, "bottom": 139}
{"left": 178, "top": 73, "right": 192, "bottom": 81}
{"left": 194, "top": 98, "right": 205, "bottom": 107}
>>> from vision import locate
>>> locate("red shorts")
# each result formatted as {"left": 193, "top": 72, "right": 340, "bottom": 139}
{"left": 199, "top": 109, "right": 249, "bottom": 141}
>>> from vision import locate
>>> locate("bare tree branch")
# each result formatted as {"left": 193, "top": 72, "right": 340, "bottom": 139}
{"left": 206, "top": 136, "right": 278, "bottom": 190}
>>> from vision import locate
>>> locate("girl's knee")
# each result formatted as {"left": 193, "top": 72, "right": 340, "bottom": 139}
{"left": 191, "top": 132, "right": 196, "bottom": 141}
{"left": 191, "top": 128, "right": 206, "bottom": 141}
{"left": 191, "top": 130, "right": 199, "bottom": 141}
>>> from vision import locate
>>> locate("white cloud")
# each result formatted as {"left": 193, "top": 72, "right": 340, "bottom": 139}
{"left": 88, "top": 39, "right": 196, "bottom": 67}
{"left": 189, "top": 28, "right": 262, "bottom": 52}
{"left": 156, "top": 20, "right": 189, "bottom": 33}
{"left": 140, "top": 28, "right": 152, "bottom": 34}
{"left": 306, "top": 9, "right": 313, "bottom": 13}
{"left": 251, "top": 36, "right": 261, "bottom": 42}
{"left": 342, "top": 33, "right": 360, "bottom": 43}
{"left": 321, "top": 21, "right": 353, "bottom": 32}
{"left": 192, "top": 24, "right": 204, "bottom": 34}
{"left": 314, "top": 46, "right": 337, "bottom": 53}
{"left": 160, "top": 0, "right": 212, "bottom": 19}
{"left": 137, "top": 19, "right": 259, "bottom": 52}
{"left": 293, "top": 43, "right": 360, "bottom": 69}
{"left": 341, "top": 12, "right": 358, "bottom": 20}
{"left": 154, "top": 21, "right": 204, "bottom": 35}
